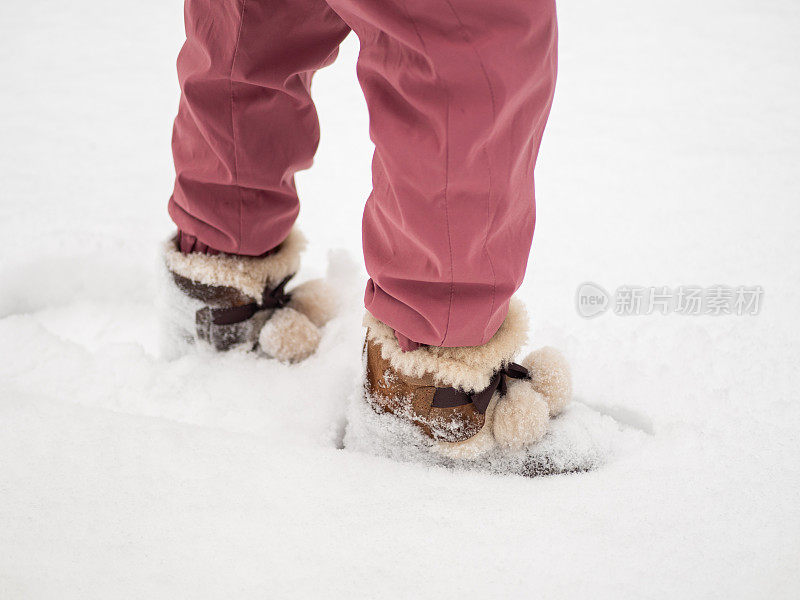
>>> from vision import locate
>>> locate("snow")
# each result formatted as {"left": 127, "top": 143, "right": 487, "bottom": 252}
{"left": 1, "top": 0, "right": 799, "bottom": 597}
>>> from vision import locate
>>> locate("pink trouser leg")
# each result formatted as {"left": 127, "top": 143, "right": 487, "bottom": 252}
{"left": 169, "top": 0, "right": 350, "bottom": 256}
{"left": 169, "top": 0, "right": 556, "bottom": 347}
{"left": 327, "top": 0, "right": 558, "bottom": 347}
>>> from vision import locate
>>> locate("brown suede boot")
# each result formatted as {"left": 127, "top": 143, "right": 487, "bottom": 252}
{"left": 161, "top": 228, "right": 336, "bottom": 362}
{"left": 362, "top": 300, "right": 572, "bottom": 460}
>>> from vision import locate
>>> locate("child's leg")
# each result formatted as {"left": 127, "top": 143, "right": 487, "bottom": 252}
{"left": 169, "top": 0, "right": 350, "bottom": 256}
{"left": 329, "top": 0, "right": 558, "bottom": 347}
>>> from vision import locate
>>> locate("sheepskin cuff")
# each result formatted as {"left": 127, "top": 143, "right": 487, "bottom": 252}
{"left": 163, "top": 228, "right": 306, "bottom": 304}
{"left": 363, "top": 299, "right": 528, "bottom": 393}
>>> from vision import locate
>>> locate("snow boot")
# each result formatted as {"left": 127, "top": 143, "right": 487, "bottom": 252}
{"left": 161, "top": 228, "right": 336, "bottom": 362}
{"left": 359, "top": 299, "right": 573, "bottom": 469}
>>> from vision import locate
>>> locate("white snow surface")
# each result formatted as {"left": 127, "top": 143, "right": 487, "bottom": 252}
{"left": 1, "top": 1, "right": 799, "bottom": 598}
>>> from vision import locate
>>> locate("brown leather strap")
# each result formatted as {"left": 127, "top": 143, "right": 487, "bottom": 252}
{"left": 210, "top": 303, "right": 260, "bottom": 325}
{"left": 262, "top": 274, "right": 293, "bottom": 308}
{"left": 431, "top": 362, "right": 531, "bottom": 414}
{"left": 209, "top": 275, "right": 293, "bottom": 326}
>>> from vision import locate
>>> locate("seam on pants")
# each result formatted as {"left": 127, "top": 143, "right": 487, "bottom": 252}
{"left": 480, "top": 147, "right": 497, "bottom": 344}
{"left": 440, "top": 90, "right": 454, "bottom": 346}
{"left": 399, "top": 0, "right": 455, "bottom": 346}
{"left": 444, "top": 0, "right": 499, "bottom": 344}
{"left": 230, "top": 0, "right": 248, "bottom": 252}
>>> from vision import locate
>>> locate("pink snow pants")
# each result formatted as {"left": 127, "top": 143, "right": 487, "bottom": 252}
{"left": 168, "top": 0, "right": 558, "bottom": 347}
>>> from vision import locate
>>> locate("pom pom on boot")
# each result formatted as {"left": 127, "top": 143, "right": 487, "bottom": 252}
{"left": 520, "top": 346, "right": 572, "bottom": 417}
{"left": 491, "top": 346, "right": 572, "bottom": 450}
{"left": 492, "top": 383, "right": 550, "bottom": 451}
{"left": 287, "top": 279, "right": 338, "bottom": 328}
{"left": 258, "top": 307, "right": 321, "bottom": 363}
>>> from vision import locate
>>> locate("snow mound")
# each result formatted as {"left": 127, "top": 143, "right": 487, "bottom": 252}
{"left": 344, "top": 381, "right": 649, "bottom": 477}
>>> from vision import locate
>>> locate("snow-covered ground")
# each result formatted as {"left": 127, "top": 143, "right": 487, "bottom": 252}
{"left": 1, "top": 1, "right": 799, "bottom": 597}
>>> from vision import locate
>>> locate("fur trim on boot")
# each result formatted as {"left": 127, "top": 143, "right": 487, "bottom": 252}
{"left": 161, "top": 228, "right": 336, "bottom": 360}
{"left": 163, "top": 228, "right": 305, "bottom": 303}
{"left": 362, "top": 299, "right": 572, "bottom": 458}
{"left": 363, "top": 300, "right": 529, "bottom": 393}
